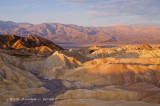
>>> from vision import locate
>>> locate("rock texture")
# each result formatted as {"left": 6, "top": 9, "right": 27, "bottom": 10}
{"left": 1, "top": 39, "right": 160, "bottom": 106}
{"left": 39, "top": 51, "right": 81, "bottom": 79}
{"left": 36, "top": 46, "right": 53, "bottom": 57}
{"left": 0, "top": 59, "right": 47, "bottom": 106}
{"left": 87, "top": 44, "right": 160, "bottom": 58}
{"left": 0, "top": 34, "right": 63, "bottom": 50}
{"left": 43, "top": 44, "right": 160, "bottom": 106}
{"left": 54, "top": 83, "right": 160, "bottom": 104}
{"left": 38, "top": 44, "right": 160, "bottom": 88}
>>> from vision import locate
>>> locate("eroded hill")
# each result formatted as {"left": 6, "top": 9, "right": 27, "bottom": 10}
{"left": 0, "top": 36, "right": 160, "bottom": 106}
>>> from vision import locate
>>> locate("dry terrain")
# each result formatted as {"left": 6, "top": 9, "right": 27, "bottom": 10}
{"left": 0, "top": 35, "right": 160, "bottom": 106}
{"left": 1, "top": 21, "right": 160, "bottom": 44}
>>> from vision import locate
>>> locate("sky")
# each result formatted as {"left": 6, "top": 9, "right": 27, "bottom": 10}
{"left": 0, "top": 0, "right": 160, "bottom": 26}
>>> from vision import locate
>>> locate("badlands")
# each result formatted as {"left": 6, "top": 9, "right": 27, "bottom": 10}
{"left": 0, "top": 35, "right": 160, "bottom": 106}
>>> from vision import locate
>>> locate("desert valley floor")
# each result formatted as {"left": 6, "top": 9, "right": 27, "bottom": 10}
{"left": 0, "top": 35, "right": 160, "bottom": 106}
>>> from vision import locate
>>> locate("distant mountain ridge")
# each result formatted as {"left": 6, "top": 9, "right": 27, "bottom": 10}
{"left": 0, "top": 20, "right": 160, "bottom": 44}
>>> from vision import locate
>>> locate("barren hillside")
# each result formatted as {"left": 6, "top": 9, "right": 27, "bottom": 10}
{"left": 0, "top": 21, "right": 160, "bottom": 44}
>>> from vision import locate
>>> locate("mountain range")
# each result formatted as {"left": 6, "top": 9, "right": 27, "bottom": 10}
{"left": 0, "top": 20, "right": 160, "bottom": 44}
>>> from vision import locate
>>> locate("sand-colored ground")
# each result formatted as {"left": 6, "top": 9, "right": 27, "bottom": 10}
{"left": 1, "top": 44, "right": 160, "bottom": 106}
{"left": 0, "top": 58, "right": 47, "bottom": 106}
{"left": 45, "top": 44, "right": 160, "bottom": 106}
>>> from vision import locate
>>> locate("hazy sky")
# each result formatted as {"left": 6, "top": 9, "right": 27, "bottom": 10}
{"left": 0, "top": 0, "right": 160, "bottom": 26}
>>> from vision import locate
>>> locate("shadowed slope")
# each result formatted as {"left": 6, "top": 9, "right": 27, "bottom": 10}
{"left": 0, "top": 34, "right": 63, "bottom": 50}
{"left": 0, "top": 21, "right": 160, "bottom": 43}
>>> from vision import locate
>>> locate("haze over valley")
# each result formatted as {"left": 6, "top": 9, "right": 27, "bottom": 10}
{"left": 1, "top": 0, "right": 160, "bottom": 106}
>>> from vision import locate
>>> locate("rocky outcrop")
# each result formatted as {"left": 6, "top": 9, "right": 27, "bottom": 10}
{"left": 138, "top": 43, "right": 153, "bottom": 50}
{"left": 1, "top": 43, "right": 160, "bottom": 106}
{"left": 56, "top": 57, "right": 160, "bottom": 88}
{"left": 0, "top": 61, "right": 47, "bottom": 105}
{"left": 87, "top": 44, "right": 160, "bottom": 59}
{"left": 12, "top": 39, "right": 26, "bottom": 49}
{"left": 39, "top": 51, "right": 81, "bottom": 79}
{"left": 26, "top": 35, "right": 63, "bottom": 50}
{"left": 0, "top": 34, "right": 21, "bottom": 46}
{"left": 0, "top": 34, "right": 63, "bottom": 50}
{"left": 36, "top": 46, "right": 53, "bottom": 56}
